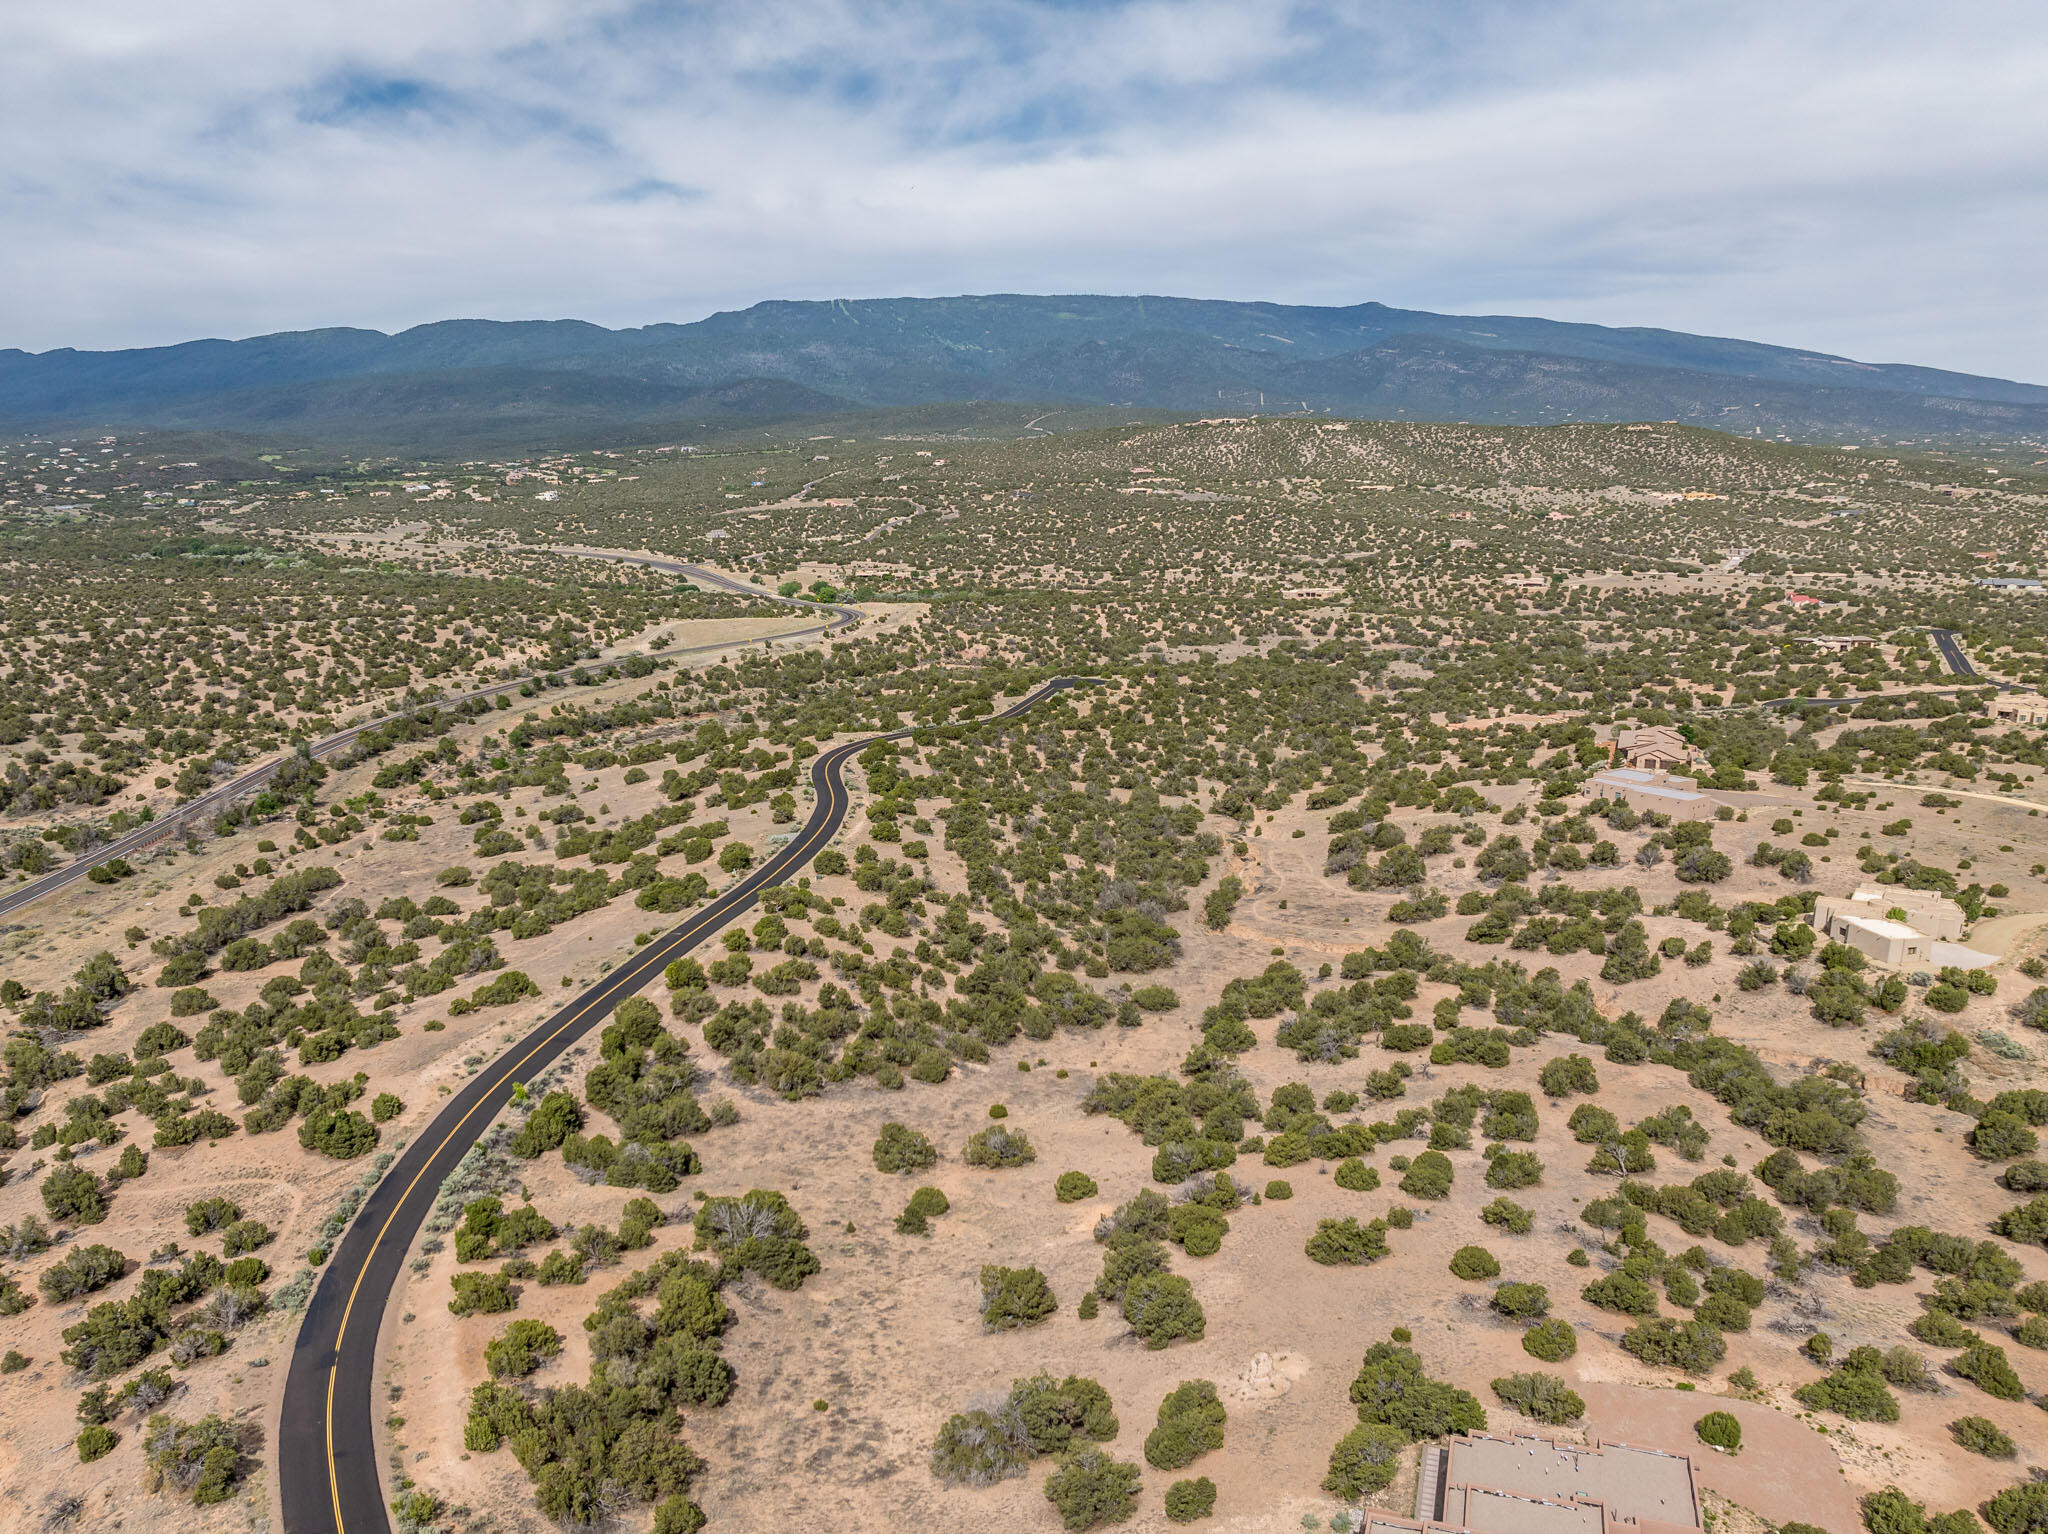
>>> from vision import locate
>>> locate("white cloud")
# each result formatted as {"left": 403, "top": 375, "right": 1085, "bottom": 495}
{"left": 1, "top": 0, "right": 2043, "bottom": 381}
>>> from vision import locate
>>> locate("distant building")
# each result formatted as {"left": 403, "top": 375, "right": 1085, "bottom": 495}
{"left": 1784, "top": 589, "right": 1824, "bottom": 606}
{"left": 1977, "top": 578, "right": 2044, "bottom": 592}
{"left": 1587, "top": 767, "right": 1719, "bottom": 821}
{"left": 1988, "top": 691, "right": 2048, "bottom": 726}
{"left": 1362, "top": 1432, "right": 1701, "bottom": 1534}
{"left": 1802, "top": 635, "right": 1878, "bottom": 653}
{"left": 1813, "top": 887, "right": 1967, "bottom": 965}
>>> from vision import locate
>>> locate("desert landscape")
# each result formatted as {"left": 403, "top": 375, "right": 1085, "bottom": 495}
{"left": 1, "top": 417, "right": 2046, "bottom": 1534}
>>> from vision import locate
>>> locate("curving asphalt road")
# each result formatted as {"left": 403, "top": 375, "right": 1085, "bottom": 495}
{"left": 0, "top": 558, "right": 856, "bottom": 922}
{"left": 277, "top": 675, "right": 1097, "bottom": 1534}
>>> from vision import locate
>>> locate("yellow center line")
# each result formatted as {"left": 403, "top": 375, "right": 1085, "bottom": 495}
{"left": 321, "top": 748, "right": 855, "bottom": 1533}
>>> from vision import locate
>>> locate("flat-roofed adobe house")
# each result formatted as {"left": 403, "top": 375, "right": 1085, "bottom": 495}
{"left": 1586, "top": 767, "right": 1719, "bottom": 821}
{"left": 1812, "top": 887, "right": 1967, "bottom": 965}
{"left": 1359, "top": 1433, "right": 1701, "bottom": 1534}
{"left": 1987, "top": 691, "right": 2048, "bottom": 726}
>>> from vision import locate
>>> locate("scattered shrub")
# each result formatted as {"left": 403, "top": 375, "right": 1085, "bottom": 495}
{"left": 1334, "top": 1158, "right": 1380, "bottom": 1192}
{"left": 1449, "top": 1245, "right": 1500, "bottom": 1281}
{"left": 1399, "top": 1149, "right": 1454, "bottom": 1199}
{"left": 1948, "top": 1415, "right": 2015, "bottom": 1458}
{"left": 1695, "top": 1411, "right": 1742, "bottom": 1451}
{"left": 964, "top": 1126, "right": 1037, "bottom": 1169}
{"left": 484, "top": 1319, "right": 563, "bottom": 1378}
{"left": 874, "top": 1122, "right": 938, "bottom": 1174}
{"left": 896, "top": 1186, "right": 950, "bottom": 1236}
{"left": 1144, "top": 1380, "right": 1226, "bottom": 1471}
{"left": 1491, "top": 1371, "right": 1584, "bottom": 1426}
{"left": 1057, "top": 1171, "right": 1100, "bottom": 1203}
{"left": 1522, "top": 1319, "right": 1577, "bottom": 1362}
{"left": 1491, "top": 1282, "right": 1549, "bottom": 1321}
{"left": 1348, "top": 1341, "right": 1486, "bottom": 1437}
{"left": 1165, "top": 1476, "right": 1217, "bottom": 1523}
{"left": 1538, "top": 1054, "right": 1599, "bottom": 1096}
{"left": 981, "top": 1265, "right": 1058, "bottom": 1330}
{"left": 1123, "top": 1273, "right": 1206, "bottom": 1349}
{"left": 1323, "top": 1422, "right": 1408, "bottom": 1498}
{"left": 1306, "top": 1217, "right": 1390, "bottom": 1267}
{"left": 1042, "top": 1449, "right": 1141, "bottom": 1532}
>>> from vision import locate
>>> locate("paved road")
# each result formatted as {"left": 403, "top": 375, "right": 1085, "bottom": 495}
{"left": 277, "top": 675, "right": 1096, "bottom": 1534}
{"left": 0, "top": 558, "right": 855, "bottom": 921}
{"left": 1930, "top": 628, "right": 1979, "bottom": 678}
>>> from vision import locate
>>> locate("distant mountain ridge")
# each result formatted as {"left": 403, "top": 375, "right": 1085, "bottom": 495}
{"left": 4, "top": 294, "right": 2045, "bottom": 450}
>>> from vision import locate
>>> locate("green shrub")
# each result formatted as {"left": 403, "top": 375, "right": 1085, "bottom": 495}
{"left": 1695, "top": 1410, "right": 1742, "bottom": 1451}
{"left": 1696, "top": 1292, "right": 1752, "bottom": 1332}
{"left": 1583, "top": 1271, "right": 1659, "bottom": 1316}
{"left": 1348, "top": 1342, "right": 1486, "bottom": 1437}
{"left": 1486, "top": 1151, "right": 1543, "bottom": 1189}
{"left": 1124, "top": 1273, "right": 1206, "bottom": 1348}
{"left": 980, "top": 1265, "right": 1058, "bottom": 1330}
{"left": 929, "top": 1409, "right": 1032, "bottom": 1487}
{"left": 1948, "top": 1415, "right": 2015, "bottom": 1458}
{"left": 1009, "top": 1373, "right": 1119, "bottom": 1454}
{"left": 1522, "top": 1319, "right": 1577, "bottom": 1362}
{"left": 77, "top": 1424, "right": 117, "bottom": 1462}
{"left": 1449, "top": 1245, "right": 1500, "bottom": 1281}
{"left": 449, "top": 1272, "right": 518, "bottom": 1317}
{"left": 1795, "top": 1365, "right": 1898, "bottom": 1421}
{"left": 220, "top": 1219, "right": 273, "bottom": 1257}
{"left": 510, "top": 1091, "right": 582, "bottom": 1157}
{"left": 1982, "top": 1482, "right": 2048, "bottom": 1534}
{"left": 1950, "top": 1341, "right": 2025, "bottom": 1400}
{"left": 1323, "top": 1422, "right": 1407, "bottom": 1497}
{"left": 874, "top": 1121, "right": 938, "bottom": 1173}
{"left": 1334, "top": 1158, "right": 1380, "bottom": 1192}
{"left": 1480, "top": 1197, "right": 1534, "bottom": 1234}
{"left": 484, "top": 1319, "right": 563, "bottom": 1378}
{"left": 299, "top": 1106, "right": 378, "bottom": 1160}
{"left": 1491, "top": 1282, "right": 1549, "bottom": 1321}
{"left": 896, "top": 1186, "right": 950, "bottom": 1236}
{"left": 1042, "top": 1449, "right": 1142, "bottom": 1531}
{"left": 1399, "top": 1149, "right": 1453, "bottom": 1199}
{"left": 1909, "top": 1310, "right": 1975, "bottom": 1348}
{"left": 141, "top": 1412, "right": 249, "bottom": 1504}
{"left": 1144, "top": 1380, "right": 1225, "bottom": 1470}
{"left": 41, "top": 1166, "right": 107, "bottom": 1225}
{"left": 39, "top": 1243, "right": 127, "bottom": 1302}
{"left": 1491, "top": 1372, "right": 1584, "bottom": 1425}
{"left": 1619, "top": 1318, "right": 1725, "bottom": 1375}
{"left": 1056, "top": 1171, "right": 1099, "bottom": 1203}
{"left": 1306, "top": 1217, "right": 1390, "bottom": 1267}
{"left": 964, "top": 1126, "right": 1036, "bottom": 1168}
{"left": 1538, "top": 1054, "right": 1600, "bottom": 1096}
{"left": 1164, "top": 1476, "right": 1217, "bottom": 1523}
{"left": 1167, "top": 1204, "right": 1229, "bottom": 1257}
{"left": 1265, "top": 1180, "right": 1292, "bottom": 1200}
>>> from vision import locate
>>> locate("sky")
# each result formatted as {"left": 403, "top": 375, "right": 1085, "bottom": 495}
{"left": 4, "top": 1, "right": 2045, "bottom": 380}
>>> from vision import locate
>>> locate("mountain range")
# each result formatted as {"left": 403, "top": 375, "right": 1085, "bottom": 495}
{"left": 5, "top": 294, "right": 2046, "bottom": 453}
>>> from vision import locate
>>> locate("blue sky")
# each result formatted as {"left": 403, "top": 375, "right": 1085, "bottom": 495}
{"left": 4, "top": 1, "right": 2045, "bottom": 380}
